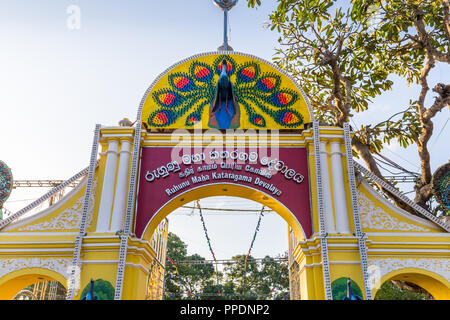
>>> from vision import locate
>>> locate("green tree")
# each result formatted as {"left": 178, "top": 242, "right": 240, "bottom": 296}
{"left": 164, "top": 232, "right": 215, "bottom": 299}
{"left": 223, "top": 254, "right": 261, "bottom": 299}
{"left": 222, "top": 254, "right": 289, "bottom": 300}
{"left": 374, "top": 281, "right": 429, "bottom": 300}
{"left": 163, "top": 233, "right": 290, "bottom": 300}
{"left": 352, "top": 0, "right": 450, "bottom": 209}
{"left": 245, "top": 0, "right": 450, "bottom": 214}
{"left": 200, "top": 280, "right": 237, "bottom": 300}
{"left": 258, "top": 255, "right": 290, "bottom": 300}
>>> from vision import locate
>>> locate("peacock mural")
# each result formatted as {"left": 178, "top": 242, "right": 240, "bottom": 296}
{"left": 141, "top": 54, "right": 311, "bottom": 130}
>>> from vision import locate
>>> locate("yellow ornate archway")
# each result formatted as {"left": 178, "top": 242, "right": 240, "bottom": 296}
{"left": 0, "top": 51, "right": 448, "bottom": 300}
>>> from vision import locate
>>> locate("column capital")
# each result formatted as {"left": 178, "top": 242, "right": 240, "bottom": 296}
{"left": 319, "top": 140, "right": 329, "bottom": 155}
{"left": 329, "top": 138, "right": 344, "bottom": 144}
{"left": 119, "top": 139, "right": 132, "bottom": 155}
{"left": 119, "top": 136, "right": 134, "bottom": 143}
{"left": 99, "top": 139, "right": 119, "bottom": 156}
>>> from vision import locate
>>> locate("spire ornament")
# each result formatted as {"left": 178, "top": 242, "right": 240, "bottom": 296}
{"left": 212, "top": 0, "right": 238, "bottom": 51}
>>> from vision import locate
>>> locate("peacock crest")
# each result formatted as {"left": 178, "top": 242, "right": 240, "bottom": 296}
{"left": 146, "top": 55, "right": 306, "bottom": 129}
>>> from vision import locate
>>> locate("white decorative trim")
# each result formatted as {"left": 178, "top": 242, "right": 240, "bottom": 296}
{"left": 343, "top": 123, "right": 373, "bottom": 299}
{"left": 312, "top": 121, "right": 333, "bottom": 300}
{"left": 17, "top": 180, "right": 97, "bottom": 232}
{"left": 0, "top": 167, "right": 90, "bottom": 230}
{"left": 359, "top": 179, "right": 439, "bottom": 229}
{"left": 115, "top": 124, "right": 142, "bottom": 300}
{"left": 67, "top": 124, "right": 101, "bottom": 300}
{"left": 0, "top": 232, "right": 78, "bottom": 236}
{"left": 0, "top": 258, "right": 72, "bottom": 280}
{"left": 358, "top": 191, "right": 430, "bottom": 232}
{"left": 0, "top": 248, "right": 74, "bottom": 253}
{"left": 125, "top": 262, "right": 149, "bottom": 275}
{"left": 368, "top": 257, "right": 450, "bottom": 283}
{"left": 354, "top": 161, "right": 450, "bottom": 232}
{"left": 330, "top": 261, "right": 361, "bottom": 265}
{"left": 365, "top": 232, "right": 450, "bottom": 237}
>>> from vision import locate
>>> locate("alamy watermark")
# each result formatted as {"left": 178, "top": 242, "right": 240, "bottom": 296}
{"left": 66, "top": 4, "right": 81, "bottom": 30}
{"left": 169, "top": 128, "right": 281, "bottom": 165}
{"left": 367, "top": 264, "right": 382, "bottom": 291}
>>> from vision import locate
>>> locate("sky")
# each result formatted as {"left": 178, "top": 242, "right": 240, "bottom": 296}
{"left": 1, "top": 1, "right": 449, "bottom": 261}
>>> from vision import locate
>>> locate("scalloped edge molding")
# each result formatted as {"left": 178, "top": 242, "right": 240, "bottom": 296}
{"left": 368, "top": 257, "right": 450, "bottom": 284}
{"left": 0, "top": 258, "right": 72, "bottom": 280}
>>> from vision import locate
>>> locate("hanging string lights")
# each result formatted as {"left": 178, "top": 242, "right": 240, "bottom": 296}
{"left": 166, "top": 200, "right": 287, "bottom": 299}
{"left": 242, "top": 205, "right": 265, "bottom": 295}
{"left": 268, "top": 261, "right": 288, "bottom": 297}
{"left": 166, "top": 255, "right": 195, "bottom": 298}
{"left": 196, "top": 200, "right": 221, "bottom": 296}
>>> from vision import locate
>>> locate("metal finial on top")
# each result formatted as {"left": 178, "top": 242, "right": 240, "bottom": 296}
{"left": 213, "top": 0, "right": 238, "bottom": 11}
{"left": 212, "top": 0, "right": 238, "bottom": 51}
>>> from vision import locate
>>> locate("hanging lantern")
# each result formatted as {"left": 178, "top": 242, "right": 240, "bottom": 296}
{"left": 0, "top": 160, "right": 13, "bottom": 218}
{"left": 431, "top": 162, "right": 450, "bottom": 211}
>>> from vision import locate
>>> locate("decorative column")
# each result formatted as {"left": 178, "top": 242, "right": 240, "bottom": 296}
{"left": 96, "top": 139, "right": 119, "bottom": 232}
{"left": 320, "top": 140, "right": 336, "bottom": 233}
{"left": 330, "top": 140, "right": 351, "bottom": 234}
{"left": 110, "top": 138, "right": 132, "bottom": 232}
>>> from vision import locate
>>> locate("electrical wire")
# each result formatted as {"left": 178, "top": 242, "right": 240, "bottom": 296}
{"left": 180, "top": 206, "right": 274, "bottom": 213}
{"left": 374, "top": 158, "right": 408, "bottom": 176}
{"left": 374, "top": 152, "right": 420, "bottom": 177}
{"left": 4, "top": 198, "right": 37, "bottom": 203}
{"left": 383, "top": 147, "right": 421, "bottom": 172}
{"left": 350, "top": 119, "right": 421, "bottom": 174}
{"left": 174, "top": 257, "right": 287, "bottom": 265}
{"left": 268, "top": 262, "right": 288, "bottom": 297}
{"left": 196, "top": 200, "right": 221, "bottom": 296}
{"left": 242, "top": 205, "right": 265, "bottom": 295}
{"left": 431, "top": 116, "right": 449, "bottom": 148}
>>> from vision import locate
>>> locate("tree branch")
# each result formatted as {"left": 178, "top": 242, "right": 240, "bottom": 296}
{"left": 414, "top": 6, "right": 450, "bottom": 63}
{"left": 441, "top": 0, "right": 450, "bottom": 51}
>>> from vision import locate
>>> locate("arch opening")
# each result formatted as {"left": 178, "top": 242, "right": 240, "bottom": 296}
{"left": 140, "top": 183, "right": 308, "bottom": 244}
{"left": 155, "top": 195, "right": 293, "bottom": 300}
{"left": 0, "top": 268, "right": 67, "bottom": 300}
{"left": 373, "top": 268, "right": 450, "bottom": 300}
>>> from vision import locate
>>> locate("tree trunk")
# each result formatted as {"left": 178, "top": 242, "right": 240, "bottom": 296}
{"left": 352, "top": 135, "right": 417, "bottom": 213}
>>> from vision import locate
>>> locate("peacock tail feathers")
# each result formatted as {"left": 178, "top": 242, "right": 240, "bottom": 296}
{"left": 147, "top": 54, "right": 305, "bottom": 128}
{"left": 190, "top": 62, "right": 214, "bottom": 83}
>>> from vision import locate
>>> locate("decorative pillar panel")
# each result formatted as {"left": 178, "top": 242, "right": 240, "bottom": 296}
{"left": 96, "top": 139, "right": 119, "bottom": 232}
{"left": 330, "top": 140, "right": 351, "bottom": 233}
{"left": 110, "top": 139, "right": 132, "bottom": 232}
{"left": 319, "top": 140, "right": 336, "bottom": 233}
